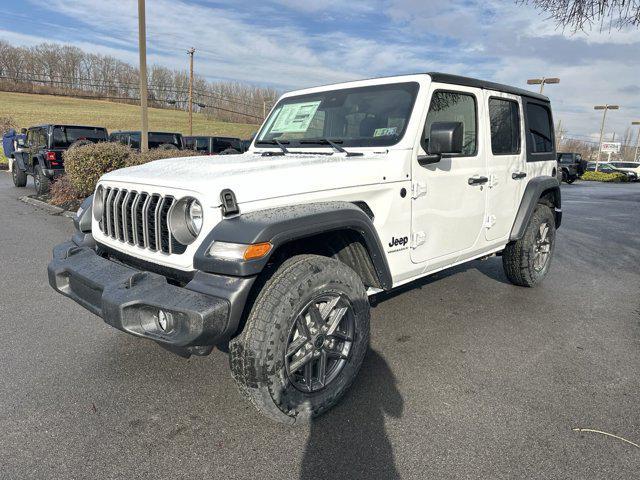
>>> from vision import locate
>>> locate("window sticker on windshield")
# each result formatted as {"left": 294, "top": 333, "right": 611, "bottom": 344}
{"left": 270, "top": 101, "right": 321, "bottom": 133}
{"left": 373, "top": 127, "right": 397, "bottom": 137}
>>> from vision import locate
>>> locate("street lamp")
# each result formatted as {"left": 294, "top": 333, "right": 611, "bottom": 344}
{"left": 594, "top": 104, "right": 619, "bottom": 169}
{"left": 632, "top": 121, "right": 640, "bottom": 162}
{"left": 527, "top": 77, "right": 560, "bottom": 94}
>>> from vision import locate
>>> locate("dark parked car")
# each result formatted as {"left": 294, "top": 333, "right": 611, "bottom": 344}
{"left": 109, "top": 131, "right": 184, "bottom": 151}
{"left": 183, "top": 135, "right": 244, "bottom": 155}
{"left": 557, "top": 152, "right": 585, "bottom": 183}
{"left": 12, "top": 124, "right": 108, "bottom": 194}
{"left": 586, "top": 162, "right": 638, "bottom": 181}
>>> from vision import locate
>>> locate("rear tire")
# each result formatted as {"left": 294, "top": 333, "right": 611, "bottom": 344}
{"left": 34, "top": 165, "right": 50, "bottom": 195}
{"left": 12, "top": 161, "right": 27, "bottom": 187}
{"left": 502, "top": 204, "right": 556, "bottom": 287}
{"left": 230, "top": 254, "right": 370, "bottom": 424}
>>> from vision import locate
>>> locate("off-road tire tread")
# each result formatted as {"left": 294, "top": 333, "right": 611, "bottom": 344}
{"left": 502, "top": 204, "right": 555, "bottom": 287}
{"left": 35, "top": 165, "right": 50, "bottom": 195}
{"left": 229, "top": 254, "right": 369, "bottom": 424}
{"left": 12, "top": 161, "right": 27, "bottom": 187}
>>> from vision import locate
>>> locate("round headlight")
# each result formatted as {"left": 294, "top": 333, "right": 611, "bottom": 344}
{"left": 169, "top": 197, "right": 203, "bottom": 245}
{"left": 186, "top": 199, "right": 203, "bottom": 236}
{"left": 93, "top": 185, "right": 105, "bottom": 221}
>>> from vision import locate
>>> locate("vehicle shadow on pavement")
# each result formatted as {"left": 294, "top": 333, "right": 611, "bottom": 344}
{"left": 299, "top": 349, "right": 403, "bottom": 480}
{"left": 371, "top": 257, "right": 510, "bottom": 306}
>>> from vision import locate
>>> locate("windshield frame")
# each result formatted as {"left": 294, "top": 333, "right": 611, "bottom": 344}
{"left": 255, "top": 81, "right": 420, "bottom": 149}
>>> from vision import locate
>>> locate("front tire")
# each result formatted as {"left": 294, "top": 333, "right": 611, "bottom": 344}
{"left": 502, "top": 204, "right": 556, "bottom": 287}
{"left": 34, "top": 165, "right": 50, "bottom": 195}
{"left": 230, "top": 254, "right": 370, "bottom": 424}
{"left": 12, "top": 161, "right": 27, "bottom": 187}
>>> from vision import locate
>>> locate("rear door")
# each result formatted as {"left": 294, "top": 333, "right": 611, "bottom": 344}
{"left": 410, "top": 85, "right": 487, "bottom": 266}
{"left": 484, "top": 91, "right": 526, "bottom": 242}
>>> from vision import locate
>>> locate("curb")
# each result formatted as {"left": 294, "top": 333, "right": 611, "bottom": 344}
{"left": 19, "top": 196, "right": 76, "bottom": 218}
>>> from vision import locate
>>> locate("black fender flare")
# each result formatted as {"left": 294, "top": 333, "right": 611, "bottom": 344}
{"left": 194, "top": 201, "right": 392, "bottom": 289}
{"left": 32, "top": 154, "right": 46, "bottom": 171}
{"left": 14, "top": 153, "right": 26, "bottom": 171}
{"left": 509, "top": 176, "right": 561, "bottom": 241}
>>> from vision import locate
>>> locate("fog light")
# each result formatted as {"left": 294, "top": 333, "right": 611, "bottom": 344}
{"left": 157, "top": 310, "right": 173, "bottom": 332}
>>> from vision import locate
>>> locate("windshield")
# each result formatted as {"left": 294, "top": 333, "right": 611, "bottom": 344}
{"left": 257, "top": 82, "right": 419, "bottom": 148}
{"left": 611, "top": 162, "right": 638, "bottom": 168}
{"left": 52, "top": 126, "right": 107, "bottom": 148}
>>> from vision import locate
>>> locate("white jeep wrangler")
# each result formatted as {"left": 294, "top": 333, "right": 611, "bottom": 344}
{"left": 48, "top": 73, "right": 561, "bottom": 424}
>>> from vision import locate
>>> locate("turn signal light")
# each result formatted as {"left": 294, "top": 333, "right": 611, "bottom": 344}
{"left": 243, "top": 242, "right": 272, "bottom": 260}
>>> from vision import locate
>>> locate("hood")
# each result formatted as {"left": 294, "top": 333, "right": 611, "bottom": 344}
{"left": 100, "top": 151, "right": 398, "bottom": 204}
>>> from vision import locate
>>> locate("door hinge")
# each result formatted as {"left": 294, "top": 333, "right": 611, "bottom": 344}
{"left": 411, "top": 231, "right": 426, "bottom": 248}
{"left": 411, "top": 181, "right": 427, "bottom": 199}
{"left": 488, "top": 174, "right": 499, "bottom": 188}
{"left": 484, "top": 214, "right": 497, "bottom": 229}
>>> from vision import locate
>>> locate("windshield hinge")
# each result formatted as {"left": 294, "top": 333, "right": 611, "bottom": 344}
{"left": 411, "top": 231, "right": 426, "bottom": 249}
{"left": 411, "top": 181, "right": 427, "bottom": 199}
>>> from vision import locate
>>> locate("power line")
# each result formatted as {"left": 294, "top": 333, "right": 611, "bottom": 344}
{"left": 0, "top": 70, "right": 270, "bottom": 110}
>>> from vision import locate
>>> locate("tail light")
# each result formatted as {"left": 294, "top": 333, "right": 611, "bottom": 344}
{"left": 46, "top": 151, "right": 60, "bottom": 166}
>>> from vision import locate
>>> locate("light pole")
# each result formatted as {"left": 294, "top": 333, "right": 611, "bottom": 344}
{"left": 187, "top": 47, "right": 195, "bottom": 136}
{"left": 527, "top": 77, "right": 560, "bottom": 94}
{"left": 137, "top": 0, "right": 149, "bottom": 152}
{"left": 632, "top": 121, "right": 640, "bottom": 162}
{"left": 594, "top": 104, "right": 619, "bottom": 169}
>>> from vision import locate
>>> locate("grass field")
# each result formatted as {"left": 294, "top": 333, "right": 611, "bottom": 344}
{"left": 0, "top": 91, "right": 259, "bottom": 138}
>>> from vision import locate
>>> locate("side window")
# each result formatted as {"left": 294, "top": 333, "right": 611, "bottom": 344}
{"left": 37, "top": 129, "right": 47, "bottom": 148}
{"left": 526, "top": 103, "right": 553, "bottom": 153}
{"left": 488, "top": 98, "right": 520, "bottom": 155}
{"left": 425, "top": 91, "right": 477, "bottom": 156}
{"left": 129, "top": 134, "right": 140, "bottom": 149}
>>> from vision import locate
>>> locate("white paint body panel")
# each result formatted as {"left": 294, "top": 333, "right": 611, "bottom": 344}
{"left": 92, "top": 73, "right": 555, "bottom": 289}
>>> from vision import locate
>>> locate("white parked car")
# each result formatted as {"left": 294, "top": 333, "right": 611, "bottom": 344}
{"left": 609, "top": 161, "right": 640, "bottom": 179}
{"left": 48, "top": 73, "right": 561, "bottom": 424}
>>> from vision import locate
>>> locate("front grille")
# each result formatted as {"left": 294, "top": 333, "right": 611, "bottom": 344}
{"left": 99, "top": 187, "right": 186, "bottom": 255}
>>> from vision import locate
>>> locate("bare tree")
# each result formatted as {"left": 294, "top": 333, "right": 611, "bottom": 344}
{"left": 522, "top": 0, "right": 640, "bottom": 31}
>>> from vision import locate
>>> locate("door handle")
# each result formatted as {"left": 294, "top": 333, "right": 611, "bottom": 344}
{"left": 468, "top": 176, "right": 488, "bottom": 185}
{"left": 512, "top": 172, "right": 527, "bottom": 180}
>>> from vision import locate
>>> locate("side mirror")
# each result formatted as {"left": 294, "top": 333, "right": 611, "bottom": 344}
{"left": 419, "top": 121, "right": 464, "bottom": 165}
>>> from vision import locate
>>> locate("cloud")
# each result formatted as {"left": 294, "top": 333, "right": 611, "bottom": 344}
{"left": 1, "top": 0, "right": 638, "bottom": 138}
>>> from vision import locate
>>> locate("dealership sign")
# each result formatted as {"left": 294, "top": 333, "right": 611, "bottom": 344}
{"left": 601, "top": 142, "right": 621, "bottom": 154}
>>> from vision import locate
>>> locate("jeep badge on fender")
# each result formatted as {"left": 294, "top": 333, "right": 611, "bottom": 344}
{"left": 48, "top": 72, "right": 561, "bottom": 424}
{"left": 389, "top": 236, "right": 409, "bottom": 248}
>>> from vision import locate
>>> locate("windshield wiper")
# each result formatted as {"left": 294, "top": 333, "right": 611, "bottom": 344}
{"left": 256, "top": 139, "right": 290, "bottom": 155}
{"left": 299, "top": 138, "right": 363, "bottom": 157}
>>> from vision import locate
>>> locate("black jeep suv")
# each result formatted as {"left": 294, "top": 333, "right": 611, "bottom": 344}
{"left": 109, "top": 131, "right": 184, "bottom": 151}
{"left": 12, "top": 124, "right": 108, "bottom": 194}
{"left": 557, "top": 152, "right": 586, "bottom": 184}
{"left": 183, "top": 135, "right": 244, "bottom": 155}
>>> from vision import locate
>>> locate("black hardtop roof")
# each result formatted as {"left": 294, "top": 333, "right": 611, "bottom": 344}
{"left": 111, "top": 130, "right": 182, "bottom": 135}
{"left": 427, "top": 72, "right": 550, "bottom": 102}
{"left": 183, "top": 135, "right": 241, "bottom": 140}
{"left": 30, "top": 124, "right": 108, "bottom": 130}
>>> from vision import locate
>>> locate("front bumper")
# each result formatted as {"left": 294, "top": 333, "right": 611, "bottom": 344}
{"left": 48, "top": 241, "right": 254, "bottom": 355}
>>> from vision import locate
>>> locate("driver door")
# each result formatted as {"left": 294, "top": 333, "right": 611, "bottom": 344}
{"left": 410, "top": 85, "right": 487, "bottom": 267}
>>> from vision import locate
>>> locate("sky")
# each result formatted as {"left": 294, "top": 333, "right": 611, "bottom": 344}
{"left": 1, "top": 0, "right": 639, "bottom": 141}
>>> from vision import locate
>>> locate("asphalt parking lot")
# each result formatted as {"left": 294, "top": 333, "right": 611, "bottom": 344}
{"left": 0, "top": 172, "right": 638, "bottom": 479}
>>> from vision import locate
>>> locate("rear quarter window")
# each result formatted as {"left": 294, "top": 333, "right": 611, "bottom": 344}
{"left": 524, "top": 100, "right": 555, "bottom": 161}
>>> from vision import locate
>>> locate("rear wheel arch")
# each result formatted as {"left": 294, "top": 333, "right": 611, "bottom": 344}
{"left": 509, "top": 176, "right": 561, "bottom": 242}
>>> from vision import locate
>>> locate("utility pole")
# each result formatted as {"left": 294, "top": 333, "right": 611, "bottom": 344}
{"left": 527, "top": 77, "right": 560, "bottom": 94}
{"left": 594, "top": 104, "right": 619, "bottom": 170}
{"left": 187, "top": 47, "right": 195, "bottom": 136}
{"left": 632, "top": 121, "right": 640, "bottom": 162}
{"left": 137, "top": 0, "right": 149, "bottom": 152}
